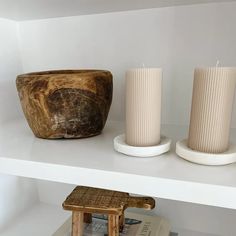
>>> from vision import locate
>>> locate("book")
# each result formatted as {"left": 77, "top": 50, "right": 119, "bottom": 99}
{"left": 53, "top": 212, "right": 172, "bottom": 236}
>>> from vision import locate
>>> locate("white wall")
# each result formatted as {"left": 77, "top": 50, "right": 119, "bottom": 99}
{"left": 18, "top": 1, "right": 236, "bottom": 126}
{"left": 0, "top": 19, "right": 38, "bottom": 232}
{"left": 0, "top": 175, "right": 38, "bottom": 232}
{"left": 0, "top": 19, "right": 23, "bottom": 124}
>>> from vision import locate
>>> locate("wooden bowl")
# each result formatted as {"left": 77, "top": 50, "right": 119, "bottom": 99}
{"left": 16, "top": 70, "right": 113, "bottom": 139}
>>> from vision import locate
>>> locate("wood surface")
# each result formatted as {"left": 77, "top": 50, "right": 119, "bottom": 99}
{"left": 108, "top": 215, "right": 119, "bottom": 236}
{"left": 72, "top": 211, "right": 84, "bottom": 236}
{"left": 63, "top": 186, "right": 155, "bottom": 215}
{"left": 119, "top": 213, "right": 125, "bottom": 232}
{"left": 16, "top": 70, "right": 113, "bottom": 139}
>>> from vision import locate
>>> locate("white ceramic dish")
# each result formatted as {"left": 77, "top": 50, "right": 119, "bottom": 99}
{"left": 114, "top": 134, "right": 171, "bottom": 157}
{"left": 176, "top": 139, "right": 236, "bottom": 166}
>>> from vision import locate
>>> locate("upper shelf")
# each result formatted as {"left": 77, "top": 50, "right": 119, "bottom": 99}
{"left": 0, "top": 0, "right": 235, "bottom": 21}
{"left": 1, "top": 119, "right": 236, "bottom": 209}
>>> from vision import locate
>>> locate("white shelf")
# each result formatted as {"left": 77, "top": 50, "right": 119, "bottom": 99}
{"left": 1, "top": 119, "right": 236, "bottom": 209}
{"left": 0, "top": 201, "right": 215, "bottom": 236}
{"left": 0, "top": 0, "right": 235, "bottom": 21}
{"left": 1, "top": 203, "right": 70, "bottom": 236}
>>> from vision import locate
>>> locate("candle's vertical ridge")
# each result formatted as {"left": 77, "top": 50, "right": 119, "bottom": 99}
{"left": 125, "top": 68, "right": 162, "bottom": 147}
{"left": 188, "top": 67, "right": 236, "bottom": 153}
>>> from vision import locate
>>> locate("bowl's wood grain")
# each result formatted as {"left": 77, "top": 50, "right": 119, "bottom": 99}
{"left": 16, "top": 70, "right": 113, "bottom": 139}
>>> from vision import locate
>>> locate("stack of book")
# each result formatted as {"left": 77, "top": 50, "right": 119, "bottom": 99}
{"left": 53, "top": 212, "right": 177, "bottom": 236}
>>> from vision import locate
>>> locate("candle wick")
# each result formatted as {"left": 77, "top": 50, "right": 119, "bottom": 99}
{"left": 216, "top": 60, "right": 220, "bottom": 67}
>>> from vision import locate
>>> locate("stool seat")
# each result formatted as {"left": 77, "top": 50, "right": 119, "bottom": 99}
{"left": 62, "top": 186, "right": 155, "bottom": 236}
{"left": 63, "top": 186, "right": 155, "bottom": 215}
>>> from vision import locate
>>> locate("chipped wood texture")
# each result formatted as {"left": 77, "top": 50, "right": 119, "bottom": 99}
{"left": 63, "top": 186, "right": 155, "bottom": 215}
{"left": 16, "top": 70, "right": 113, "bottom": 139}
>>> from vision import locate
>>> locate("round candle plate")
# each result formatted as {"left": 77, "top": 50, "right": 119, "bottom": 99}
{"left": 114, "top": 134, "right": 171, "bottom": 157}
{"left": 176, "top": 139, "right": 236, "bottom": 166}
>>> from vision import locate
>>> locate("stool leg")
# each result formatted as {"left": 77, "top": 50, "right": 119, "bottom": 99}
{"left": 108, "top": 215, "right": 119, "bottom": 236}
{"left": 84, "top": 213, "right": 92, "bottom": 224}
{"left": 119, "top": 213, "right": 125, "bottom": 232}
{"left": 72, "top": 211, "right": 84, "bottom": 236}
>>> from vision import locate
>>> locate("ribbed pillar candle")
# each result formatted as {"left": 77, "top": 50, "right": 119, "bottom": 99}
{"left": 188, "top": 67, "right": 236, "bottom": 153}
{"left": 125, "top": 68, "right": 162, "bottom": 147}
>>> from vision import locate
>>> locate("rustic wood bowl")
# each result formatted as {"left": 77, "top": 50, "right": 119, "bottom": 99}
{"left": 16, "top": 70, "right": 113, "bottom": 139}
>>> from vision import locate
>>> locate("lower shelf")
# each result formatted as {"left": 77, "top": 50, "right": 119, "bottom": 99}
{"left": 1, "top": 202, "right": 218, "bottom": 236}
{"left": 1, "top": 203, "right": 70, "bottom": 236}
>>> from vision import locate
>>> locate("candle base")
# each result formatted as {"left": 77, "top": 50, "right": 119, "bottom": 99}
{"left": 114, "top": 134, "right": 171, "bottom": 157}
{"left": 176, "top": 139, "right": 236, "bottom": 166}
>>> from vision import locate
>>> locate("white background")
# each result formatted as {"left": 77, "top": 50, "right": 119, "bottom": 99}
{"left": 0, "top": 19, "right": 37, "bottom": 230}
{"left": 1, "top": 2, "right": 236, "bottom": 235}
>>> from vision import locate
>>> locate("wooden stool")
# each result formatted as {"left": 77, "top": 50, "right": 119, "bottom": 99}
{"left": 62, "top": 186, "right": 155, "bottom": 236}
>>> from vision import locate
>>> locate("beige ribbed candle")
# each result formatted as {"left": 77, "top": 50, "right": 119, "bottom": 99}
{"left": 188, "top": 67, "right": 236, "bottom": 153}
{"left": 125, "top": 68, "right": 162, "bottom": 147}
